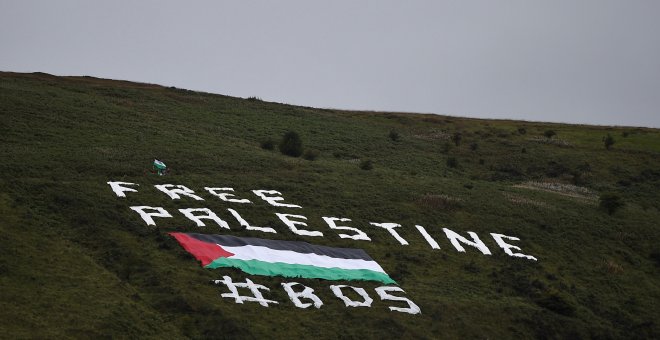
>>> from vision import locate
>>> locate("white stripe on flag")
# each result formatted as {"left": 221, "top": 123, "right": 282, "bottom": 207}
{"left": 221, "top": 245, "right": 387, "bottom": 273}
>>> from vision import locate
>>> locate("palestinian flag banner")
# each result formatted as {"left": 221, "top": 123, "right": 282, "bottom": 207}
{"left": 170, "top": 232, "right": 395, "bottom": 284}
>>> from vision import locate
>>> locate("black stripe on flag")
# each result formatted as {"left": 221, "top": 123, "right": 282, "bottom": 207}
{"left": 187, "top": 233, "right": 373, "bottom": 261}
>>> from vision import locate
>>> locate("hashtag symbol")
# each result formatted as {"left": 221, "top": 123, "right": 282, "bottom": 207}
{"left": 213, "top": 276, "right": 279, "bottom": 307}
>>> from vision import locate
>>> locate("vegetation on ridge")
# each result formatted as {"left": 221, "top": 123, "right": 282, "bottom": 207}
{"left": 0, "top": 72, "right": 659, "bottom": 338}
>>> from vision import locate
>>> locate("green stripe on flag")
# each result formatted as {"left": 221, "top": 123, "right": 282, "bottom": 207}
{"left": 205, "top": 257, "right": 396, "bottom": 284}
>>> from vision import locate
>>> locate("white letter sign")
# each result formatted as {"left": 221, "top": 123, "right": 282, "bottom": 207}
{"left": 107, "top": 181, "right": 139, "bottom": 198}
{"left": 490, "top": 233, "right": 537, "bottom": 261}
{"left": 129, "top": 206, "right": 172, "bottom": 226}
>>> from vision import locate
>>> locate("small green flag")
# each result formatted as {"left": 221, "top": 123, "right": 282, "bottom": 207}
{"left": 153, "top": 159, "right": 166, "bottom": 170}
{"left": 153, "top": 159, "right": 167, "bottom": 175}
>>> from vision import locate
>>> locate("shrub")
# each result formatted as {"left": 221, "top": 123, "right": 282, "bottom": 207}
{"left": 603, "top": 134, "right": 615, "bottom": 150}
{"left": 446, "top": 157, "right": 458, "bottom": 168}
{"left": 603, "top": 259, "right": 624, "bottom": 274}
{"left": 260, "top": 139, "right": 275, "bottom": 150}
{"left": 359, "top": 159, "right": 373, "bottom": 170}
{"left": 451, "top": 132, "right": 462, "bottom": 146}
{"left": 490, "top": 164, "right": 524, "bottom": 180}
{"left": 544, "top": 130, "right": 556, "bottom": 138}
{"left": 388, "top": 129, "right": 400, "bottom": 141}
{"left": 469, "top": 142, "right": 478, "bottom": 151}
{"left": 571, "top": 170, "right": 592, "bottom": 186}
{"left": 517, "top": 127, "right": 527, "bottom": 135}
{"left": 417, "top": 194, "right": 461, "bottom": 210}
{"left": 545, "top": 161, "right": 569, "bottom": 178}
{"left": 246, "top": 96, "right": 262, "bottom": 101}
{"left": 599, "top": 193, "right": 624, "bottom": 215}
{"left": 279, "top": 131, "right": 303, "bottom": 157}
{"left": 535, "top": 289, "right": 576, "bottom": 316}
{"left": 302, "top": 149, "right": 320, "bottom": 161}
{"left": 577, "top": 162, "right": 592, "bottom": 172}
{"left": 650, "top": 251, "right": 660, "bottom": 267}
{"left": 441, "top": 142, "right": 452, "bottom": 154}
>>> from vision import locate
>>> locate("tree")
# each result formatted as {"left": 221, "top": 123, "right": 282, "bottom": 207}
{"left": 388, "top": 129, "right": 400, "bottom": 141}
{"left": 279, "top": 131, "right": 303, "bottom": 157}
{"left": 603, "top": 134, "right": 615, "bottom": 150}
{"left": 544, "top": 130, "right": 556, "bottom": 139}
{"left": 451, "top": 132, "right": 462, "bottom": 146}
{"left": 599, "top": 193, "right": 624, "bottom": 215}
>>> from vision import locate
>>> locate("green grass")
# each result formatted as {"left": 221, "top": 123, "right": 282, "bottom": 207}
{"left": 1, "top": 71, "right": 659, "bottom": 338}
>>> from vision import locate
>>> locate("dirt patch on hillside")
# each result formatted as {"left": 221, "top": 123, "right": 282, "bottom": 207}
{"left": 513, "top": 181, "right": 597, "bottom": 202}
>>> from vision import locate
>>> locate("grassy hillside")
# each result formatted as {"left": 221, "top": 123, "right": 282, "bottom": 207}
{"left": 1, "top": 71, "right": 658, "bottom": 339}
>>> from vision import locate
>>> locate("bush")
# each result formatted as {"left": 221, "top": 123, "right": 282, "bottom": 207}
{"left": 545, "top": 161, "right": 569, "bottom": 178}
{"left": 302, "top": 149, "right": 320, "bottom": 161}
{"left": 535, "top": 290, "right": 576, "bottom": 316}
{"left": 446, "top": 157, "right": 458, "bottom": 168}
{"left": 279, "top": 131, "right": 303, "bottom": 157}
{"left": 544, "top": 130, "right": 556, "bottom": 138}
{"left": 650, "top": 251, "right": 660, "bottom": 267}
{"left": 599, "top": 193, "right": 624, "bottom": 215}
{"left": 417, "top": 194, "right": 461, "bottom": 210}
{"left": 359, "top": 159, "right": 373, "bottom": 170}
{"left": 577, "top": 162, "right": 591, "bottom": 172}
{"left": 441, "top": 142, "right": 452, "bottom": 154}
{"left": 260, "top": 139, "right": 275, "bottom": 150}
{"left": 469, "top": 142, "right": 478, "bottom": 151}
{"left": 451, "top": 132, "right": 462, "bottom": 146}
{"left": 388, "top": 129, "right": 400, "bottom": 141}
{"left": 603, "top": 134, "right": 615, "bottom": 150}
{"left": 517, "top": 127, "right": 527, "bottom": 135}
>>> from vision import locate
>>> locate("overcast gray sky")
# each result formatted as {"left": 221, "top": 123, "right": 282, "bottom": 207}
{"left": 1, "top": 1, "right": 659, "bottom": 127}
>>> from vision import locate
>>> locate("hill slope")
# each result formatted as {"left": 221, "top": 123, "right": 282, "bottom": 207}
{"left": 1, "top": 72, "right": 659, "bottom": 338}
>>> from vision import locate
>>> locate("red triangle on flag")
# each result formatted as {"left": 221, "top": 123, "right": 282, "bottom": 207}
{"left": 169, "top": 232, "right": 234, "bottom": 267}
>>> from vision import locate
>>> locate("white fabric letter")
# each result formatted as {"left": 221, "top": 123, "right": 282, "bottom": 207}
{"left": 214, "top": 276, "right": 278, "bottom": 307}
{"left": 129, "top": 206, "right": 172, "bottom": 226}
{"left": 205, "top": 187, "right": 252, "bottom": 204}
{"left": 415, "top": 225, "right": 440, "bottom": 249}
{"left": 179, "top": 208, "right": 230, "bottom": 229}
{"left": 155, "top": 184, "right": 204, "bottom": 201}
{"left": 107, "top": 181, "right": 139, "bottom": 198}
{"left": 253, "top": 190, "right": 301, "bottom": 208}
{"left": 490, "top": 233, "right": 537, "bottom": 261}
{"left": 228, "top": 208, "right": 276, "bottom": 233}
{"left": 330, "top": 285, "right": 373, "bottom": 307}
{"left": 281, "top": 282, "right": 323, "bottom": 309}
{"left": 375, "top": 286, "right": 421, "bottom": 315}
{"left": 442, "top": 228, "right": 491, "bottom": 255}
{"left": 322, "top": 217, "right": 371, "bottom": 241}
{"left": 275, "top": 213, "right": 323, "bottom": 237}
{"left": 369, "top": 222, "right": 408, "bottom": 245}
